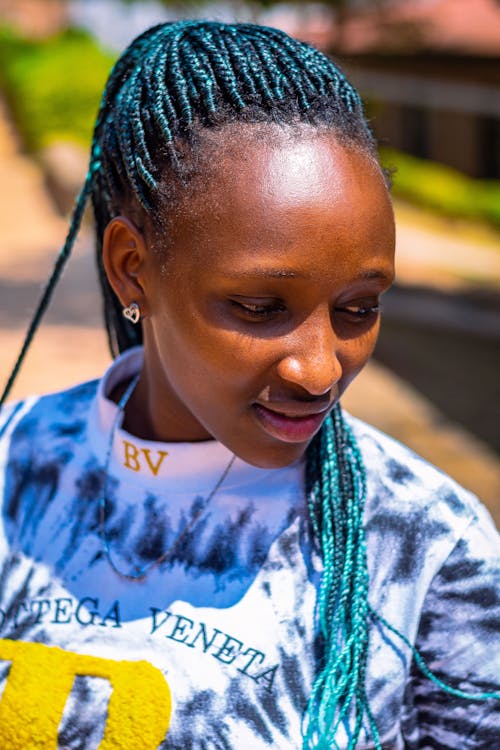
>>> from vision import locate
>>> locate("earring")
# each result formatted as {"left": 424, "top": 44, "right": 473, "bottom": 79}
{"left": 122, "top": 302, "right": 141, "bottom": 324}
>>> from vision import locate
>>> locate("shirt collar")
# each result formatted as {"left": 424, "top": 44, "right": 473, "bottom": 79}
{"left": 87, "top": 347, "right": 293, "bottom": 491}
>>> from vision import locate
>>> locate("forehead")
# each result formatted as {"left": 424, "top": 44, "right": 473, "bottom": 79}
{"left": 159, "top": 126, "right": 395, "bottom": 279}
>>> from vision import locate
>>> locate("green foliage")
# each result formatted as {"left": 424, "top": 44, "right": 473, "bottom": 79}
{"left": 0, "top": 24, "right": 116, "bottom": 150}
{"left": 381, "top": 147, "right": 500, "bottom": 228}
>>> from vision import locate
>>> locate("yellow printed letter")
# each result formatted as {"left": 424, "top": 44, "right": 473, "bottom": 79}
{"left": 123, "top": 440, "right": 141, "bottom": 472}
{"left": 0, "top": 639, "right": 171, "bottom": 750}
{"left": 142, "top": 448, "right": 169, "bottom": 477}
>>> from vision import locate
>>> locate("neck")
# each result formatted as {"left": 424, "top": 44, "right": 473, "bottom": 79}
{"left": 113, "top": 362, "right": 212, "bottom": 444}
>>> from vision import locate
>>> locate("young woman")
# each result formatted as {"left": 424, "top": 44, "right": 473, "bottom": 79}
{"left": 0, "top": 20, "right": 498, "bottom": 750}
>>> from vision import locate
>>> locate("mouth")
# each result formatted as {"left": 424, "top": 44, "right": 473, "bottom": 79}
{"left": 252, "top": 402, "right": 332, "bottom": 444}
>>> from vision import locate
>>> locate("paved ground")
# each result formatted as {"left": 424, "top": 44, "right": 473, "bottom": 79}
{"left": 1, "top": 95, "right": 499, "bottom": 525}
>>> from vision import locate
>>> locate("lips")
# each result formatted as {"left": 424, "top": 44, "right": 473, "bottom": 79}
{"left": 252, "top": 402, "right": 331, "bottom": 443}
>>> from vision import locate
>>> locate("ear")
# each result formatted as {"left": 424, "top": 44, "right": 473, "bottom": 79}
{"left": 102, "top": 216, "right": 149, "bottom": 316}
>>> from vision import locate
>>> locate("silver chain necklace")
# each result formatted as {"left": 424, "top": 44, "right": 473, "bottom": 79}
{"left": 99, "top": 374, "right": 236, "bottom": 581}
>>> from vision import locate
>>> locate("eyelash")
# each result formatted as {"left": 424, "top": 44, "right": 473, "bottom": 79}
{"left": 231, "top": 301, "right": 381, "bottom": 320}
{"left": 340, "top": 304, "right": 381, "bottom": 319}
{"left": 231, "top": 301, "right": 286, "bottom": 319}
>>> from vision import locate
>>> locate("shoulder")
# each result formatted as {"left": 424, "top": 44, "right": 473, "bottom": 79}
{"left": 345, "top": 410, "right": 485, "bottom": 518}
{"left": 0, "top": 379, "right": 100, "bottom": 459}
{"left": 344, "top": 411, "right": 498, "bottom": 580}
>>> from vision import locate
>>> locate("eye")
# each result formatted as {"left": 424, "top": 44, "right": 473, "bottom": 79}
{"left": 229, "top": 299, "right": 286, "bottom": 320}
{"left": 336, "top": 303, "right": 382, "bottom": 320}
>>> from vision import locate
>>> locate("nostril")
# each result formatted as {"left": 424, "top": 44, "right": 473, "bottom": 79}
{"left": 276, "top": 353, "right": 342, "bottom": 396}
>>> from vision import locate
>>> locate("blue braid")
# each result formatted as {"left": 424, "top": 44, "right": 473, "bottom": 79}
{"left": 304, "top": 406, "right": 377, "bottom": 749}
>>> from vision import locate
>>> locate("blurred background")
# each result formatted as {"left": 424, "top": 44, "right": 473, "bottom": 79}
{"left": 0, "top": 0, "right": 499, "bottom": 523}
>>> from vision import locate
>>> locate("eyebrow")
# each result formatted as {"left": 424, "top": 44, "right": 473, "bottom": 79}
{"left": 224, "top": 268, "right": 393, "bottom": 281}
{"left": 225, "top": 268, "right": 301, "bottom": 279}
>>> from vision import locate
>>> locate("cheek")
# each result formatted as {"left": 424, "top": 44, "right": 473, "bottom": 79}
{"left": 339, "top": 322, "right": 380, "bottom": 387}
{"left": 160, "top": 315, "right": 268, "bottom": 398}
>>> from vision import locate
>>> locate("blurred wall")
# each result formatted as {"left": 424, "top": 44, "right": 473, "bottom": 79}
{"left": 345, "top": 56, "right": 500, "bottom": 179}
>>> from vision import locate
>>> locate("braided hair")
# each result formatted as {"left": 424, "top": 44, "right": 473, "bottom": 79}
{"left": 1, "top": 21, "right": 498, "bottom": 749}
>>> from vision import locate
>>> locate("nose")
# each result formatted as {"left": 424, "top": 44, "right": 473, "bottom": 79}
{"left": 276, "top": 311, "right": 342, "bottom": 396}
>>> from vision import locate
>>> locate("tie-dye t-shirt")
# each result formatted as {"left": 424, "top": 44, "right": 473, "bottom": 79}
{"left": 0, "top": 347, "right": 498, "bottom": 749}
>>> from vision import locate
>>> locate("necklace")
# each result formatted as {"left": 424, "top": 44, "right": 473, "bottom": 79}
{"left": 99, "top": 374, "right": 236, "bottom": 581}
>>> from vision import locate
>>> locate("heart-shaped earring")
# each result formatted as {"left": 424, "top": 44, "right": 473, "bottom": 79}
{"left": 122, "top": 302, "right": 141, "bottom": 324}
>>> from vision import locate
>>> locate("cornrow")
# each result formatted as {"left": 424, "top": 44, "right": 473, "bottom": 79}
{"left": 2, "top": 20, "right": 497, "bottom": 749}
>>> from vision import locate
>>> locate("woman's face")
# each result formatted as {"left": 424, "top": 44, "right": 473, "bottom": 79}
{"left": 108, "top": 128, "right": 395, "bottom": 468}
